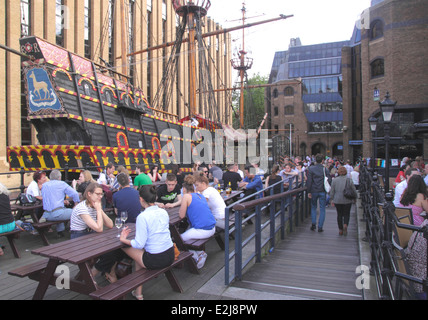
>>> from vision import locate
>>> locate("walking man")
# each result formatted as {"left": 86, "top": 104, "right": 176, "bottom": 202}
{"left": 306, "top": 154, "right": 331, "bottom": 232}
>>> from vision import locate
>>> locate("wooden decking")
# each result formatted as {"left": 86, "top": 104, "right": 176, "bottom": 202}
{"left": 0, "top": 203, "right": 369, "bottom": 300}
{"left": 231, "top": 205, "right": 364, "bottom": 300}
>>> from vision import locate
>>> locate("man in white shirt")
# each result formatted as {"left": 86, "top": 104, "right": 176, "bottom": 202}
{"left": 97, "top": 163, "right": 115, "bottom": 188}
{"left": 393, "top": 168, "right": 421, "bottom": 207}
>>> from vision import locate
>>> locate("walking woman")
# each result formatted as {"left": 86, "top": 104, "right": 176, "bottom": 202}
{"left": 329, "top": 166, "right": 357, "bottom": 236}
{"left": 120, "top": 185, "right": 175, "bottom": 300}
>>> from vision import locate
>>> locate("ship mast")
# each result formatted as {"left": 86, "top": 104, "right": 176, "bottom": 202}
{"left": 231, "top": 2, "right": 253, "bottom": 129}
{"left": 172, "top": 0, "right": 211, "bottom": 118}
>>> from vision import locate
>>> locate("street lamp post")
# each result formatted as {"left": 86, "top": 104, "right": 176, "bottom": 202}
{"left": 368, "top": 116, "right": 378, "bottom": 171}
{"left": 379, "top": 92, "right": 397, "bottom": 193}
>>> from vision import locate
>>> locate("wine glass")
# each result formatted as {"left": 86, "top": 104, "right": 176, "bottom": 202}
{"left": 115, "top": 217, "right": 123, "bottom": 238}
{"left": 121, "top": 211, "right": 128, "bottom": 227}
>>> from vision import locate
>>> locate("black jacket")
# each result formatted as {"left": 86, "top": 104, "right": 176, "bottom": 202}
{"left": 306, "top": 164, "right": 331, "bottom": 193}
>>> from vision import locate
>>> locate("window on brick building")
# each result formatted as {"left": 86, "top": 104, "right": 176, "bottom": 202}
{"left": 284, "top": 105, "right": 294, "bottom": 115}
{"left": 370, "top": 20, "right": 384, "bottom": 40}
{"left": 371, "top": 58, "right": 384, "bottom": 78}
{"left": 284, "top": 87, "right": 294, "bottom": 96}
{"left": 273, "top": 89, "right": 278, "bottom": 98}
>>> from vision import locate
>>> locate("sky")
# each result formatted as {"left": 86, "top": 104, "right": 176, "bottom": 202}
{"left": 206, "top": 0, "right": 372, "bottom": 79}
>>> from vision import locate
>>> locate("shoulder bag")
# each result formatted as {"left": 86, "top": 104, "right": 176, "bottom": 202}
{"left": 323, "top": 168, "right": 331, "bottom": 193}
{"left": 344, "top": 178, "right": 357, "bottom": 200}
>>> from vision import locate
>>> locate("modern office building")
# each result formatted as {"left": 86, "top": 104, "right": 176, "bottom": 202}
{"left": 0, "top": 0, "right": 232, "bottom": 182}
{"left": 267, "top": 38, "right": 349, "bottom": 161}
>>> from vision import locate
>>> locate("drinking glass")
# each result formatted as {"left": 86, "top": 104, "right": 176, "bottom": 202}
{"left": 115, "top": 217, "right": 123, "bottom": 237}
{"left": 121, "top": 211, "right": 128, "bottom": 226}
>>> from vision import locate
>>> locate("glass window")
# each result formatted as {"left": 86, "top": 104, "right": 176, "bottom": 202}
{"left": 371, "top": 20, "right": 384, "bottom": 40}
{"left": 284, "top": 87, "right": 294, "bottom": 96}
{"left": 284, "top": 105, "right": 294, "bottom": 115}
{"left": 56, "top": 0, "right": 65, "bottom": 47}
{"left": 21, "top": 0, "right": 31, "bottom": 36}
{"left": 273, "top": 89, "right": 279, "bottom": 98}
{"left": 371, "top": 58, "right": 384, "bottom": 78}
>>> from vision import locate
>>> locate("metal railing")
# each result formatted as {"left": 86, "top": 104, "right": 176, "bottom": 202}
{"left": 360, "top": 164, "right": 428, "bottom": 300}
{"left": 224, "top": 174, "right": 309, "bottom": 285}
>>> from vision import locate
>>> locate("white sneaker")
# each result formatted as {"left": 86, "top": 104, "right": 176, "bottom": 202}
{"left": 197, "top": 251, "right": 208, "bottom": 269}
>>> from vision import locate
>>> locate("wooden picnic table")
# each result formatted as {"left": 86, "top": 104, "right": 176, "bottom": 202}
{"left": 11, "top": 203, "right": 43, "bottom": 222}
{"left": 27, "top": 224, "right": 136, "bottom": 300}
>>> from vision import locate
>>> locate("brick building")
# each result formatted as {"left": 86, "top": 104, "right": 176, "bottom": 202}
{"left": 0, "top": 0, "right": 232, "bottom": 186}
{"left": 342, "top": 0, "right": 428, "bottom": 163}
{"left": 267, "top": 0, "right": 428, "bottom": 165}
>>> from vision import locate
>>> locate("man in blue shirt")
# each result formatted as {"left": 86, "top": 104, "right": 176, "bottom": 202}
{"left": 239, "top": 165, "right": 264, "bottom": 198}
{"left": 113, "top": 172, "right": 142, "bottom": 223}
{"left": 41, "top": 169, "right": 80, "bottom": 237}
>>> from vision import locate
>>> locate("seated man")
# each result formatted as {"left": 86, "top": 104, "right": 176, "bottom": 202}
{"left": 41, "top": 169, "right": 80, "bottom": 237}
{"left": 156, "top": 173, "right": 182, "bottom": 209}
{"left": 239, "top": 165, "right": 264, "bottom": 198}
{"left": 113, "top": 173, "right": 142, "bottom": 224}
{"left": 133, "top": 164, "right": 152, "bottom": 190}
{"left": 222, "top": 163, "right": 242, "bottom": 191}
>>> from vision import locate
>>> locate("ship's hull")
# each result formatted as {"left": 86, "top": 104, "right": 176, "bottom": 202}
{"left": 8, "top": 36, "right": 221, "bottom": 174}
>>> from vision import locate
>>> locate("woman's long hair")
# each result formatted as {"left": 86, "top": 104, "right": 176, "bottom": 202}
{"left": 270, "top": 165, "right": 280, "bottom": 180}
{"left": 400, "top": 175, "right": 428, "bottom": 206}
{"left": 82, "top": 182, "right": 102, "bottom": 208}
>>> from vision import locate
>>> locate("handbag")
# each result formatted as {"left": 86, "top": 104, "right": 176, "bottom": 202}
{"left": 344, "top": 178, "right": 357, "bottom": 200}
{"left": 323, "top": 168, "right": 331, "bottom": 193}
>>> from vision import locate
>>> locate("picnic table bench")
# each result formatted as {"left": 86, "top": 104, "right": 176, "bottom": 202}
{"left": 11, "top": 203, "right": 68, "bottom": 246}
{"left": 89, "top": 251, "right": 198, "bottom": 300}
{"left": 0, "top": 228, "right": 24, "bottom": 258}
{"left": 9, "top": 224, "right": 137, "bottom": 299}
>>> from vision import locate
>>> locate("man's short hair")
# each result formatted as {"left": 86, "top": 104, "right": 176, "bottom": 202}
{"left": 405, "top": 168, "right": 419, "bottom": 177}
{"left": 136, "top": 164, "right": 145, "bottom": 172}
{"left": 166, "top": 173, "right": 177, "bottom": 182}
{"left": 315, "top": 154, "right": 324, "bottom": 163}
{"left": 116, "top": 172, "right": 130, "bottom": 187}
{"left": 49, "top": 169, "right": 62, "bottom": 181}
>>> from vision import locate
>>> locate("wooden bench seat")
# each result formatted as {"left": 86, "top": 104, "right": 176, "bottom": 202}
{"left": 0, "top": 228, "right": 24, "bottom": 258}
{"left": 8, "top": 259, "right": 50, "bottom": 278}
{"left": 32, "top": 220, "right": 69, "bottom": 245}
{"left": 90, "top": 251, "right": 198, "bottom": 300}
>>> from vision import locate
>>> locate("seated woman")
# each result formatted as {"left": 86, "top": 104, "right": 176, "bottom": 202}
{"left": 70, "top": 182, "right": 121, "bottom": 283}
{"left": 264, "top": 165, "right": 282, "bottom": 195}
{"left": 0, "top": 183, "right": 22, "bottom": 256}
{"left": 179, "top": 175, "right": 216, "bottom": 268}
{"left": 72, "top": 170, "right": 96, "bottom": 195}
{"left": 400, "top": 174, "right": 428, "bottom": 226}
{"left": 120, "top": 185, "right": 175, "bottom": 300}
{"left": 147, "top": 165, "right": 162, "bottom": 183}
{"left": 194, "top": 172, "right": 226, "bottom": 229}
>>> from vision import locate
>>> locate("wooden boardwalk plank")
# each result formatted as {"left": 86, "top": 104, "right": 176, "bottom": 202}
{"left": 232, "top": 206, "right": 364, "bottom": 300}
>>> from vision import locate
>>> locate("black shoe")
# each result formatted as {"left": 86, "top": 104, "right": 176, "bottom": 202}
{"left": 310, "top": 224, "right": 316, "bottom": 231}
{"left": 318, "top": 227, "right": 324, "bottom": 232}
{"left": 57, "top": 231, "right": 65, "bottom": 238}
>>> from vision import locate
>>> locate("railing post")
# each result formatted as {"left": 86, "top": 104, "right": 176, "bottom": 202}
{"left": 224, "top": 206, "right": 230, "bottom": 285}
{"left": 381, "top": 192, "right": 394, "bottom": 299}
{"left": 234, "top": 209, "right": 243, "bottom": 281}
{"left": 19, "top": 167, "right": 25, "bottom": 194}
{"left": 255, "top": 204, "right": 262, "bottom": 262}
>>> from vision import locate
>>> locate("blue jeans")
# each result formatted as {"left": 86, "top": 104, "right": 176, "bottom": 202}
{"left": 310, "top": 192, "right": 327, "bottom": 228}
{"left": 42, "top": 207, "right": 72, "bottom": 232}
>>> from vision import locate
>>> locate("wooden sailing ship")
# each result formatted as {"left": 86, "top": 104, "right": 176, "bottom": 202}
{"left": 6, "top": 0, "right": 290, "bottom": 175}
